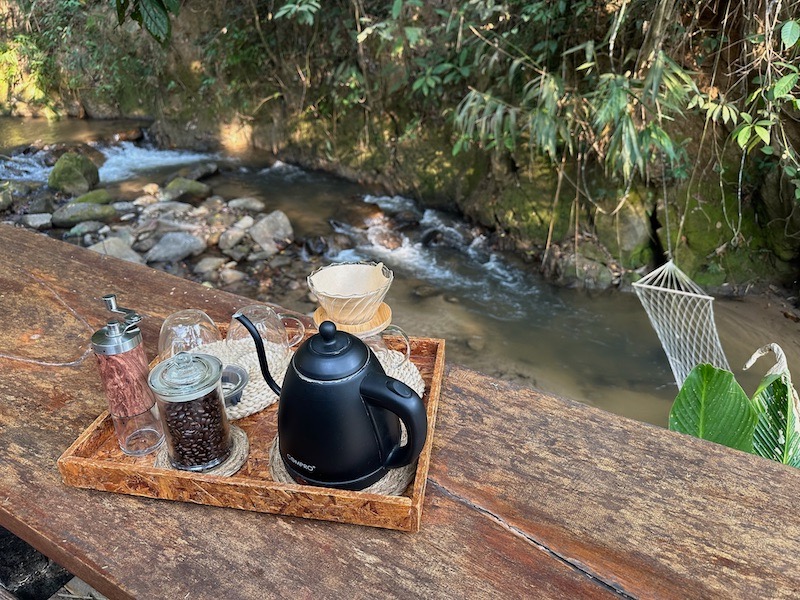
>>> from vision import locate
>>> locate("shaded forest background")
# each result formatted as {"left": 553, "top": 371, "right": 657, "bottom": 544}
{"left": 3, "top": 0, "right": 800, "bottom": 291}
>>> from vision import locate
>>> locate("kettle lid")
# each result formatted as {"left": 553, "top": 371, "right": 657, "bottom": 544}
{"left": 294, "top": 321, "right": 369, "bottom": 381}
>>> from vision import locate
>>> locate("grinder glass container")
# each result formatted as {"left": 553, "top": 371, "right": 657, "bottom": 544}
{"left": 91, "top": 297, "right": 164, "bottom": 456}
{"left": 148, "top": 352, "right": 232, "bottom": 471}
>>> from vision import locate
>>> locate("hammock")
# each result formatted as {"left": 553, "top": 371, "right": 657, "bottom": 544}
{"left": 632, "top": 260, "right": 730, "bottom": 387}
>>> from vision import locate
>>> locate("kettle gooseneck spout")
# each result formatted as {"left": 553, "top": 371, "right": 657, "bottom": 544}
{"left": 233, "top": 312, "right": 282, "bottom": 396}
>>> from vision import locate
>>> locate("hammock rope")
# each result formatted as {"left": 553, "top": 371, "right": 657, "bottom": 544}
{"left": 632, "top": 259, "right": 730, "bottom": 388}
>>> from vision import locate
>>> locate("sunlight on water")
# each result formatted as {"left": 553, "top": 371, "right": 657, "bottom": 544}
{"left": 0, "top": 139, "right": 218, "bottom": 184}
{"left": 99, "top": 142, "right": 217, "bottom": 182}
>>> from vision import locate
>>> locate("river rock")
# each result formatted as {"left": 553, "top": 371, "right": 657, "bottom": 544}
{"left": 162, "top": 177, "right": 211, "bottom": 202}
{"left": 229, "top": 197, "right": 266, "bottom": 212}
{"left": 0, "top": 188, "right": 12, "bottom": 211}
{"left": 142, "top": 183, "right": 160, "bottom": 196}
{"left": 47, "top": 152, "right": 100, "bottom": 195}
{"left": 44, "top": 143, "right": 106, "bottom": 168}
{"left": 113, "top": 127, "right": 144, "bottom": 142}
{"left": 74, "top": 189, "right": 114, "bottom": 204}
{"left": 51, "top": 202, "right": 116, "bottom": 227}
{"left": 88, "top": 237, "right": 144, "bottom": 264}
{"left": 193, "top": 256, "right": 227, "bottom": 275}
{"left": 112, "top": 202, "right": 138, "bottom": 219}
{"left": 27, "top": 195, "right": 55, "bottom": 214}
{"left": 544, "top": 244, "right": 616, "bottom": 292}
{"left": 218, "top": 227, "right": 247, "bottom": 251}
{"left": 334, "top": 201, "right": 385, "bottom": 229}
{"left": 369, "top": 229, "right": 402, "bottom": 250}
{"left": 141, "top": 201, "right": 194, "bottom": 217}
{"left": 20, "top": 213, "right": 52, "bottom": 230}
{"left": 303, "top": 236, "right": 328, "bottom": 256}
{"left": 133, "top": 194, "right": 158, "bottom": 206}
{"left": 144, "top": 232, "right": 207, "bottom": 263}
{"left": 165, "top": 162, "right": 218, "bottom": 184}
{"left": 249, "top": 210, "right": 293, "bottom": 255}
{"left": 66, "top": 221, "right": 106, "bottom": 237}
{"left": 219, "top": 267, "right": 247, "bottom": 285}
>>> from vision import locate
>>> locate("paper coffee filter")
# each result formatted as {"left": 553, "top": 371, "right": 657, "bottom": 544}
{"left": 309, "top": 262, "right": 390, "bottom": 296}
{"left": 308, "top": 262, "right": 393, "bottom": 325}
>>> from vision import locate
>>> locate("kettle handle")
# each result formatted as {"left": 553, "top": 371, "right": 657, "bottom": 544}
{"left": 360, "top": 372, "right": 427, "bottom": 469}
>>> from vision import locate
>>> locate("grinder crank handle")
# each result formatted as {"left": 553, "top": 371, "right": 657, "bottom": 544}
{"left": 360, "top": 372, "right": 427, "bottom": 469}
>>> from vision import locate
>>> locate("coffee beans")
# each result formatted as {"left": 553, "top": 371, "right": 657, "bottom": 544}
{"left": 160, "top": 387, "right": 232, "bottom": 471}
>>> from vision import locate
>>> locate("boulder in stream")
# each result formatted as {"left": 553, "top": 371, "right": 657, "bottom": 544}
{"left": 249, "top": 210, "right": 293, "bottom": 256}
{"left": 47, "top": 152, "right": 100, "bottom": 195}
{"left": 144, "top": 232, "right": 207, "bottom": 263}
{"left": 163, "top": 177, "right": 212, "bottom": 202}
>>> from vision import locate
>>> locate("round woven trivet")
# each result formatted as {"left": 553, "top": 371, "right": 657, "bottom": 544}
{"left": 191, "top": 339, "right": 289, "bottom": 421}
{"left": 268, "top": 435, "right": 416, "bottom": 496}
{"left": 153, "top": 424, "right": 249, "bottom": 477}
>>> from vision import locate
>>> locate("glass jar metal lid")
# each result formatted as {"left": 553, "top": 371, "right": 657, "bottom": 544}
{"left": 148, "top": 352, "right": 222, "bottom": 402}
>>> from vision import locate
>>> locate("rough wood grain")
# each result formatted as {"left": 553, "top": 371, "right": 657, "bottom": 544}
{"left": 432, "top": 367, "right": 800, "bottom": 599}
{"left": 2, "top": 226, "right": 799, "bottom": 599}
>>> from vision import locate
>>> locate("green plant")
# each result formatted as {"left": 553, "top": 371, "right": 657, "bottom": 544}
{"left": 114, "top": 0, "right": 180, "bottom": 45}
{"left": 670, "top": 344, "right": 800, "bottom": 467}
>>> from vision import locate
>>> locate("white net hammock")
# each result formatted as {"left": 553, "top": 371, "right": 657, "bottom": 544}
{"left": 632, "top": 260, "right": 730, "bottom": 388}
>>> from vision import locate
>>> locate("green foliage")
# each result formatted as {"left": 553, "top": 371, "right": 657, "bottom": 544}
{"left": 114, "top": 0, "right": 180, "bottom": 45}
{"left": 275, "top": 1, "right": 321, "bottom": 27}
{"left": 451, "top": 2, "right": 695, "bottom": 188}
{"left": 669, "top": 364, "right": 756, "bottom": 453}
{"left": 670, "top": 348, "right": 800, "bottom": 468}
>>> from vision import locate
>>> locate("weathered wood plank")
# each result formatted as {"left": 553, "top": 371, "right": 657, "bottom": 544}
{"left": 432, "top": 368, "right": 800, "bottom": 599}
{"left": 0, "top": 227, "right": 616, "bottom": 599}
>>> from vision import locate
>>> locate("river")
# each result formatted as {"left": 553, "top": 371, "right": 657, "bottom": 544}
{"left": 3, "top": 116, "right": 799, "bottom": 428}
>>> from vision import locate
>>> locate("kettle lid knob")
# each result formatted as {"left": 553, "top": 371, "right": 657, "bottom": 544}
{"left": 319, "top": 320, "right": 338, "bottom": 344}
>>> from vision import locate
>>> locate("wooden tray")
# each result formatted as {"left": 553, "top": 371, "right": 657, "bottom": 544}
{"left": 58, "top": 337, "right": 445, "bottom": 532}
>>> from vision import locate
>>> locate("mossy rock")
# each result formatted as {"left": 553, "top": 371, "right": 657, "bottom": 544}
{"left": 757, "top": 167, "right": 800, "bottom": 262}
{"left": 658, "top": 178, "right": 792, "bottom": 287}
{"left": 47, "top": 152, "right": 99, "bottom": 196}
{"left": 460, "top": 158, "right": 564, "bottom": 245}
{"left": 52, "top": 202, "right": 116, "bottom": 227}
{"left": 73, "top": 189, "right": 114, "bottom": 204}
{"left": 594, "top": 188, "right": 655, "bottom": 269}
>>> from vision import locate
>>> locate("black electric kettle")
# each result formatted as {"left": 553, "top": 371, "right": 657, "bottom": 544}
{"left": 234, "top": 314, "right": 428, "bottom": 490}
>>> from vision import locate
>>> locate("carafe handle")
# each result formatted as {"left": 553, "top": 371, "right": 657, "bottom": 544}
{"left": 360, "top": 372, "right": 427, "bottom": 469}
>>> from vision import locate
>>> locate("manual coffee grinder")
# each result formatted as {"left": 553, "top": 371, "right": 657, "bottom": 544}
{"left": 91, "top": 294, "right": 165, "bottom": 456}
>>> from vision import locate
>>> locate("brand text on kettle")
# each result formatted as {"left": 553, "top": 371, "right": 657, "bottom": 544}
{"left": 287, "top": 454, "right": 316, "bottom": 472}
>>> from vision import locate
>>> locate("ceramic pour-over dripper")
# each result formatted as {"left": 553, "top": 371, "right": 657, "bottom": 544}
{"left": 307, "top": 261, "right": 393, "bottom": 326}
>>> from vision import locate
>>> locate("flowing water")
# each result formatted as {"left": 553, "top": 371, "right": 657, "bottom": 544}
{"left": 3, "top": 117, "right": 798, "bottom": 428}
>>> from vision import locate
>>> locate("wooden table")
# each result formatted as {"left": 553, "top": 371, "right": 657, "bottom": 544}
{"left": 1, "top": 225, "right": 799, "bottom": 600}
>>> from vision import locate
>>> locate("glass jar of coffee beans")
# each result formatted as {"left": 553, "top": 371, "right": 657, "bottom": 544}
{"left": 148, "top": 352, "right": 232, "bottom": 471}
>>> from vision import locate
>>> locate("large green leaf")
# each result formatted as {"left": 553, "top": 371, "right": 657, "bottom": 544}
{"left": 746, "top": 344, "right": 800, "bottom": 468}
{"left": 669, "top": 364, "right": 756, "bottom": 452}
{"left": 751, "top": 373, "right": 800, "bottom": 467}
